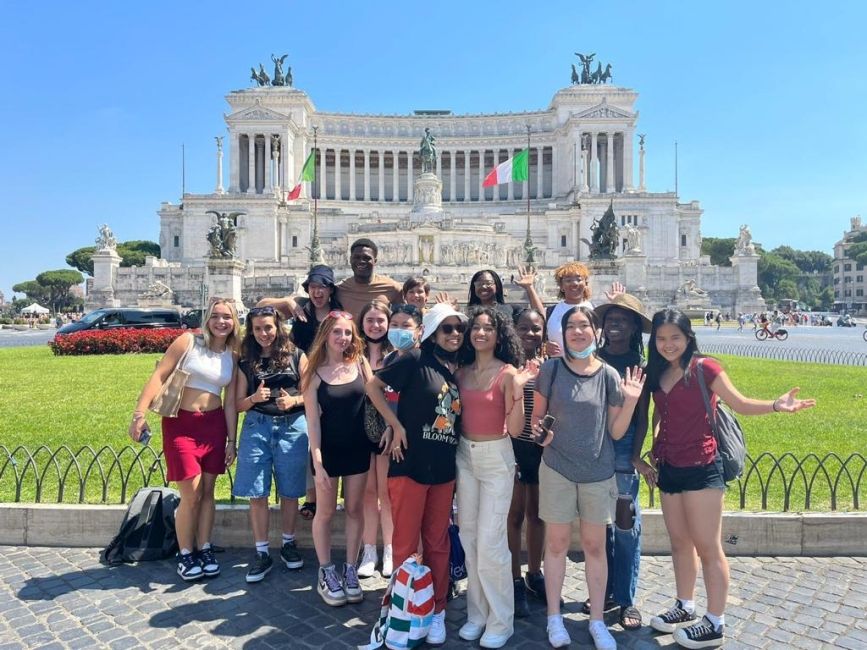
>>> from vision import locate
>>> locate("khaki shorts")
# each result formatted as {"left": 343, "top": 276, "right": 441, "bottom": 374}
{"left": 538, "top": 462, "right": 617, "bottom": 525}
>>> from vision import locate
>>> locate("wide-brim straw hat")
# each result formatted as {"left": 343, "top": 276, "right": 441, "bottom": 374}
{"left": 594, "top": 293, "right": 652, "bottom": 334}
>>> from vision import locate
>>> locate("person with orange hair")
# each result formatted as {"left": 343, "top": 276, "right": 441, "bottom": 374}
{"left": 301, "top": 311, "right": 374, "bottom": 607}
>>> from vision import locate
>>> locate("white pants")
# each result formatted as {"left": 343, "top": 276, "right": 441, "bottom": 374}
{"left": 456, "top": 436, "right": 516, "bottom": 637}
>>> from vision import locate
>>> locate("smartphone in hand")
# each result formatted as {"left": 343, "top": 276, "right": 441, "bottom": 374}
{"left": 139, "top": 423, "right": 151, "bottom": 446}
{"left": 534, "top": 414, "right": 555, "bottom": 445}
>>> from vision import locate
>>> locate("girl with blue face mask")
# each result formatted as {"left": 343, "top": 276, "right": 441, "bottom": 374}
{"left": 530, "top": 305, "right": 646, "bottom": 650}
{"left": 386, "top": 304, "right": 423, "bottom": 354}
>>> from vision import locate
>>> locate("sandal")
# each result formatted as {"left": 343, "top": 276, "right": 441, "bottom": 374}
{"left": 619, "top": 605, "right": 642, "bottom": 630}
{"left": 581, "top": 597, "right": 617, "bottom": 615}
{"left": 299, "top": 501, "right": 316, "bottom": 520}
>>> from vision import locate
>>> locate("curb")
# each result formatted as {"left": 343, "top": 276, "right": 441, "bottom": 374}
{"left": 1, "top": 504, "right": 866, "bottom": 556}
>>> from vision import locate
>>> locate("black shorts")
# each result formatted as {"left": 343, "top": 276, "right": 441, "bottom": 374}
{"left": 511, "top": 437, "right": 543, "bottom": 485}
{"left": 657, "top": 455, "right": 725, "bottom": 494}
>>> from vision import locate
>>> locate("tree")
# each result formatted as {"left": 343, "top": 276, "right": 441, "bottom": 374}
{"left": 35, "top": 269, "right": 84, "bottom": 313}
{"left": 700, "top": 237, "right": 736, "bottom": 267}
{"left": 12, "top": 280, "right": 50, "bottom": 304}
{"left": 757, "top": 253, "right": 800, "bottom": 302}
{"left": 65, "top": 240, "right": 161, "bottom": 276}
{"left": 771, "top": 246, "right": 832, "bottom": 274}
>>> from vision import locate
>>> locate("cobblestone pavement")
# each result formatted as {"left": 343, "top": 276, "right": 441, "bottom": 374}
{"left": 0, "top": 547, "right": 864, "bottom": 649}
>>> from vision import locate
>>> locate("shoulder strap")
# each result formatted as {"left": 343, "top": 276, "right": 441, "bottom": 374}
{"left": 545, "top": 304, "right": 555, "bottom": 322}
{"left": 695, "top": 358, "right": 719, "bottom": 440}
{"left": 178, "top": 334, "right": 196, "bottom": 369}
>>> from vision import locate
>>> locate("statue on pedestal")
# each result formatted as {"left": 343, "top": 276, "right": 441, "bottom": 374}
{"left": 625, "top": 225, "right": 642, "bottom": 254}
{"left": 271, "top": 54, "right": 288, "bottom": 86}
{"left": 96, "top": 224, "right": 117, "bottom": 251}
{"left": 735, "top": 224, "right": 755, "bottom": 255}
{"left": 581, "top": 201, "right": 618, "bottom": 259}
{"left": 205, "top": 211, "right": 244, "bottom": 258}
{"left": 419, "top": 128, "right": 437, "bottom": 174}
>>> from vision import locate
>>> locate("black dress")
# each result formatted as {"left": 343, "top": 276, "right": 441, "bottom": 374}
{"left": 316, "top": 370, "right": 373, "bottom": 477}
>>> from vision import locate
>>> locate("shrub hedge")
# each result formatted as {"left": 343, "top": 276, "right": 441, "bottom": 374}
{"left": 48, "top": 328, "right": 188, "bottom": 355}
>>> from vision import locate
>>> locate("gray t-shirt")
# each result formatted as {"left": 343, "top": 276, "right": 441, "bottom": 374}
{"left": 534, "top": 358, "right": 624, "bottom": 483}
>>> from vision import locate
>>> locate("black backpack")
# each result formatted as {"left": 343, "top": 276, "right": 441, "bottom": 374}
{"left": 100, "top": 487, "right": 180, "bottom": 566}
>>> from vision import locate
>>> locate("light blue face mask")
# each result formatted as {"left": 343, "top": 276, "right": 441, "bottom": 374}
{"left": 387, "top": 327, "right": 416, "bottom": 351}
{"left": 566, "top": 340, "right": 597, "bottom": 359}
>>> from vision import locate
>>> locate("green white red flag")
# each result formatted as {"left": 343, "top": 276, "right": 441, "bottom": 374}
{"left": 482, "top": 148, "right": 529, "bottom": 187}
{"left": 286, "top": 151, "right": 316, "bottom": 201}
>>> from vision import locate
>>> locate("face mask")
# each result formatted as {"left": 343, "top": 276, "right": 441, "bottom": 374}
{"left": 566, "top": 340, "right": 596, "bottom": 360}
{"left": 363, "top": 332, "right": 388, "bottom": 344}
{"left": 387, "top": 328, "right": 416, "bottom": 351}
{"left": 434, "top": 344, "right": 460, "bottom": 364}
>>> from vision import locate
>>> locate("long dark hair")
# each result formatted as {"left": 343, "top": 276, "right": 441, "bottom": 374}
{"left": 459, "top": 306, "right": 524, "bottom": 367}
{"left": 598, "top": 306, "right": 645, "bottom": 359}
{"left": 241, "top": 309, "right": 296, "bottom": 373}
{"left": 560, "top": 305, "right": 599, "bottom": 357}
{"left": 646, "top": 308, "right": 701, "bottom": 392}
{"left": 467, "top": 269, "right": 505, "bottom": 306}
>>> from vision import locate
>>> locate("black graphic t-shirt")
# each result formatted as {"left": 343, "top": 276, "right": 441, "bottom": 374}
{"left": 375, "top": 349, "right": 461, "bottom": 485}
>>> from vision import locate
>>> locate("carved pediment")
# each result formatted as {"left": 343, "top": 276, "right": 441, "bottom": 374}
{"left": 228, "top": 103, "right": 290, "bottom": 122}
{"left": 575, "top": 101, "right": 634, "bottom": 121}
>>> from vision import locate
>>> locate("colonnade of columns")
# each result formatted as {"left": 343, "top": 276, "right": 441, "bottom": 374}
{"left": 577, "top": 131, "right": 633, "bottom": 194}
{"left": 230, "top": 133, "right": 289, "bottom": 194}
{"left": 305, "top": 146, "right": 554, "bottom": 202}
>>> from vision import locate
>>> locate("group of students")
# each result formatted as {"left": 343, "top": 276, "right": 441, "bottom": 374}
{"left": 128, "top": 239, "right": 815, "bottom": 650}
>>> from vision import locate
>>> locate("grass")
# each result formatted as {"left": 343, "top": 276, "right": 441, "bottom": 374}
{"left": 1, "top": 346, "right": 864, "bottom": 510}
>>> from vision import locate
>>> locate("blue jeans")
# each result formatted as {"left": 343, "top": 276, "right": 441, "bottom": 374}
{"left": 232, "top": 410, "right": 308, "bottom": 499}
{"left": 605, "top": 424, "right": 642, "bottom": 608}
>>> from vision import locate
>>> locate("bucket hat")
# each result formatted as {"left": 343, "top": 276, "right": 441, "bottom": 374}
{"left": 593, "top": 293, "right": 652, "bottom": 334}
{"left": 421, "top": 303, "right": 468, "bottom": 343}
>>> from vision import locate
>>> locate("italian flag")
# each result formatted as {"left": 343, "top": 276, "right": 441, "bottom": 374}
{"left": 482, "top": 148, "right": 529, "bottom": 187}
{"left": 286, "top": 150, "right": 317, "bottom": 201}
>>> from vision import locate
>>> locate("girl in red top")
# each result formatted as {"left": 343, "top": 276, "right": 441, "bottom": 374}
{"left": 645, "top": 309, "right": 815, "bottom": 649}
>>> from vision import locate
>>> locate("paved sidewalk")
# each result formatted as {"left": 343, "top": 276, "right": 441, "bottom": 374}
{"left": 0, "top": 547, "right": 864, "bottom": 649}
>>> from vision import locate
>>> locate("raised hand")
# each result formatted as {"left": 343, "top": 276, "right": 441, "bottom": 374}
{"left": 513, "top": 265, "right": 536, "bottom": 289}
{"left": 513, "top": 359, "right": 541, "bottom": 390}
{"left": 275, "top": 388, "right": 292, "bottom": 411}
{"left": 604, "top": 281, "right": 626, "bottom": 301}
{"left": 434, "top": 291, "right": 459, "bottom": 309}
{"left": 774, "top": 387, "right": 816, "bottom": 413}
{"left": 252, "top": 380, "right": 270, "bottom": 404}
{"left": 621, "top": 366, "right": 646, "bottom": 401}
{"left": 545, "top": 340, "right": 562, "bottom": 357}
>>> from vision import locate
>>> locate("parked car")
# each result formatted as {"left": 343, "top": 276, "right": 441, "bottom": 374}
{"left": 55, "top": 308, "right": 182, "bottom": 335}
{"left": 181, "top": 309, "right": 204, "bottom": 329}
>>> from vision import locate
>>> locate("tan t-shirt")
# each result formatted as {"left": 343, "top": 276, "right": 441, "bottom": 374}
{"left": 336, "top": 274, "right": 403, "bottom": 319}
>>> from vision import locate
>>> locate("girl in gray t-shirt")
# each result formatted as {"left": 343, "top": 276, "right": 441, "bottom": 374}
{"left": 530, "top": 305, "right": 644, "bottom": 650}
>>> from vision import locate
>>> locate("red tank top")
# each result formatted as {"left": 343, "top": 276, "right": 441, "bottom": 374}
{"left": 460, "top": 364, "right": 509, "bottom": 437}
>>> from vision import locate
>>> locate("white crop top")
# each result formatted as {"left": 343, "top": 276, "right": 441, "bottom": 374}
{"left": 183, "top": 339, "right": 234, "bottom": 396}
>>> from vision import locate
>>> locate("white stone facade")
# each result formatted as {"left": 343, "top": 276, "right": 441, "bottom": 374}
{"left": 97, "top": 81, "right": 764, "bottom": 313}
{"left": 832, "top": 216, "right": 867, "bottom": 314}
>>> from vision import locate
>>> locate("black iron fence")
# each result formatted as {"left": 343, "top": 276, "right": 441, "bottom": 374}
{"left": 1, "top": 445, "right": 864, "bottom": 512}
{"left": 700, "top": 343, "right": 867, "bottom": 367}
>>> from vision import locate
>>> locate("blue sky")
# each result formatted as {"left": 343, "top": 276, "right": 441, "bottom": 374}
{"left": 2, "top": 0, "right": 866, "bottom": 301}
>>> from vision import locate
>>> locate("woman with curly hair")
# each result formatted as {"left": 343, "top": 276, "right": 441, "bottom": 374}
{"left": 544, "top": 262, "right": 594, "bottom": 357}
{"left": 454, "top": 306, "right": 538, "bottom": 648}
{"left": 233, "top": 306, "right": 308, "bottom": 583}
{"left": 302, "top": 311, "right": 373, "bottom": 607}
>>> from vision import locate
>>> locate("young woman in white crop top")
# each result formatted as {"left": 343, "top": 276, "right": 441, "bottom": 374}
{"left": 129, "top": 298, "right": 240, "bottom": 582}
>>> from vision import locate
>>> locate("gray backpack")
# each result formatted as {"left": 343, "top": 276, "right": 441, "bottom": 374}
{"left": 100, "top": 487, "right": 180, "bottom": 565}
{"left": 695, "top": 358, "right": 747, "bottom": 483}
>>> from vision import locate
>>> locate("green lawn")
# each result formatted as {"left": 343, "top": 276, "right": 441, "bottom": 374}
{"left": 1, "top": 346, "right": 864, "bottom": 510}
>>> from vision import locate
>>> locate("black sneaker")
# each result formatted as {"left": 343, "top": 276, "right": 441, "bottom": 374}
{"left": 650, "top": 599, "right": 697, "bottom": 633}
{"left": 513, "top": 578, "right": 530, "bottom": 618}
{"left": 177, "top": 552, "right": 203, "bottom": 581}
{"left": 280, "top": 540, "right": 304, "bottom": 570}
{"left": 524, "top": 571, "right": 547, "bottom": 604}
{"left": 673, "top": 616, "right": 724, "bottom": 648}
{"left": 198, "top": 546, "right": 220, "bottom": 577}
{"left": 245, "top": 551, "right": 273, "bottom": 583}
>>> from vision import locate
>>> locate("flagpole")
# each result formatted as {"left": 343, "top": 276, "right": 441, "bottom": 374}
{"left": 310, "top": 126, "right": 324, "bottom": 265}
{"left": 523, "top": 125, "right": 535, "bottom": 266}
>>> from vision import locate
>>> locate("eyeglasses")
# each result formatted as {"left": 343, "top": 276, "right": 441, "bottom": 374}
{"left": 439, "top": 322, "right": 467, "bottom": 335}
{"left": 248, "top": 306, "right": 276, "bottom": 317}
{"left": 560, "top": 275, "right": 588, "bottom": 284}
{"left": 328, "top": 310, "right": 353, "bottom": 320}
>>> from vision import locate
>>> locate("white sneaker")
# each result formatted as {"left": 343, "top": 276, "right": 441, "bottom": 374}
{"left": 589, "top": 620, "right": 616, "bottom": 650}
{"left": 357, "top": 544, "right": 378, "bottom": 578}
{"left": 458, "top": 621, "right": 485, "bottom": 641}
{"left": 427, "top": 610, "right": 446, "bottom": 646}
{"left": 381, "top": 544, "right": 393, "bottom": 577}
{"left": 546, "top": 615, "right": 571, "bottom": 648}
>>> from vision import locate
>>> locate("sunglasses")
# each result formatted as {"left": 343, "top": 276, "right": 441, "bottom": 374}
{"left": 208, "top": 296, "right": 237, "bottom": 305}
{"left": 248, "top": 306, "right": 276, "bottom": 317}
{"left": 439, "top": 322, "right": 467, "bottom": 335}
{"left": 328, "top": 310, "right": 353, "bottom": 320}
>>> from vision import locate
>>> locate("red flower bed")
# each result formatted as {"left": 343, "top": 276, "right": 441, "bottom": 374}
{"left": 48, "top": 328, "right": 194, "bottom": 356}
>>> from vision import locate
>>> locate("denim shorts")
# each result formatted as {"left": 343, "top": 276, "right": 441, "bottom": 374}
{"left": 657, "top": 455, "right": 725, "bottom": 494}
{"left": 232, "top": 410, "right": 308, "bottom": 499}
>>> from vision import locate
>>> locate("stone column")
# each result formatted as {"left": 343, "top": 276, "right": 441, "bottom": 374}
{"left": 477, "top": 150, "right": 485, "bottom": 202}
{"left": 605, "top": 132, "right": 615, "bottom": 193}
{"left": 536, "top": 146, "right": 545, "bottom": 199}
{"left": 590, "top": 133, "right": 598, "bottom": 193}
{"left": 392, "top": 150, "right": 400, "bottom": 202}
{"left": 464, "top": 150, "right": 471, "bottom": 201}
{"left": 551, "top": 145, "right": 559, "bottom": 198}
{"left": 639, "top": 141, "right": 646, "bottom": 192}
{"left": 407, "top": 150, "right": 413, "bottom": 201}
{"left": 378, "top": 150, "right": 385, "bottom": 201}
{"left": 349, "top": 149, "right": 356, "bottom": 201}
{"left": 247, "top": 134, "right": 256, "bottom": 194}
{"left": 507, "top": 149, "right": 515, "bottom": 201}
{"left": 264, "top": 135, "right": 272, "bottom": 190}
{"left": 319, "top": 146, "right": 327, "bottom": 199}
{"left": 623, "top": 130, "right": 634, "bottom": 191}
{"left": 449, "top": 149, "right": 458, "bottom": 201}
{"left": 334, "top": 148, "right": 342, "bottom": 200}
{"left": 215, "top": 137, "right": 224, "bottom": 194}
{"left": 436, "top": 148, "right": 442, "bottom": 179}
{"left": 491, "top": 148, "right": 499, "bottom": 202}
{"left": 364, "top": 149, "right": 371, "bottom": 201}
{"left": 580, "top": 134, "right": 589, "bottom": 193}
{"left": 228, "top": 131, "right": 237, "bottom": 192}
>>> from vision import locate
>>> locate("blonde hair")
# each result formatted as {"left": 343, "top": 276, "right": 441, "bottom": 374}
{"left": 201, "top": 298, "right": 241, "bottom": 352}
{"left": 554, "top": 262, "right": 592, "bottom": 300}
{"left": 301, "top": 312, "right": 364, "bottom": 390}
